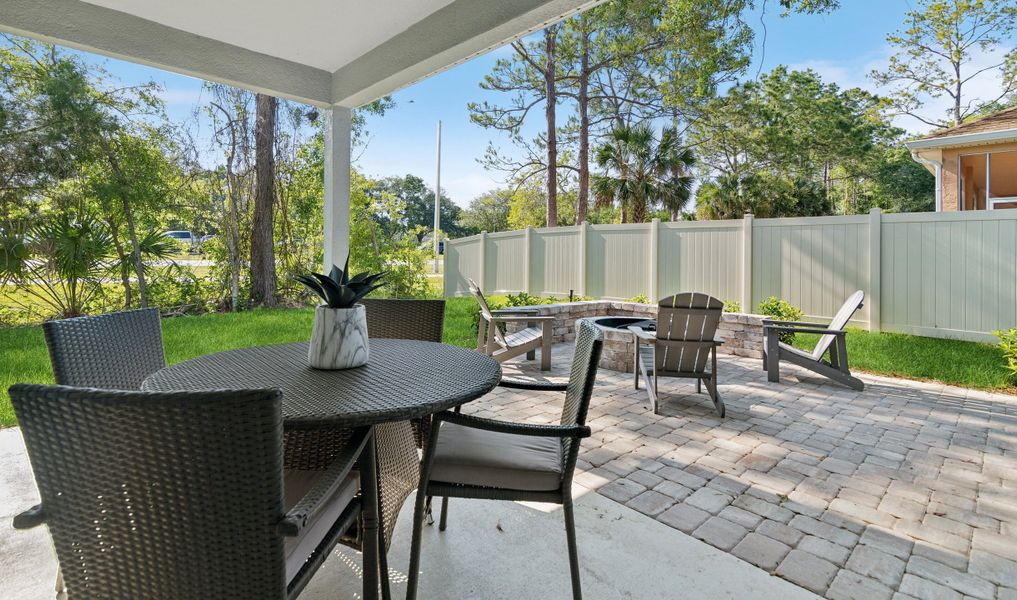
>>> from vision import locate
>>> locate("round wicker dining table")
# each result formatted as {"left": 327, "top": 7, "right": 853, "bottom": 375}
{"left": 142, "top": 339, "right": 501, "bottom": 426}
{"left": 142, "top": 339, "right": 501, "bottom": 600}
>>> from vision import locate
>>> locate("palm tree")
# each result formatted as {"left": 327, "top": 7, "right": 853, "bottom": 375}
{"left": 6, "top": 211, "right": 176, "bottom": 318}
{"left": 592, "top": 124, "right": 695, "bottom": 223}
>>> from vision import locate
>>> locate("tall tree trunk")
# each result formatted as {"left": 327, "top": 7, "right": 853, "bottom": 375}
{"left": 100, "top": 138, "right": 148, "bottom": 308}
{"left": 576, "top": 21, "right": 590, "bottom": 225}
{"left": 226, "top": 173, "right": 241, "bottom": 312}
{"left": 544, "top": 26, "right": 559, "bottom": 228}
{"left": 953, "top": 60, "right": 962, "bottom": 127}
{"left": 251, "top": 94, "right": 278, "bottom": 307}
{"left": 121, "top": 196, "right": 148, "bottom": 307}
{"left": 632, "top": 197, "right": 647, "bottom": 223}
{"left": 106, "top": 218, "right": 132, "bottom": 308}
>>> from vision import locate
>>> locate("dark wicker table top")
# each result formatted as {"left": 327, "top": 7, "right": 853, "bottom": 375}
{"left": 142, "top": 340, "right": 501, "bottom": 427}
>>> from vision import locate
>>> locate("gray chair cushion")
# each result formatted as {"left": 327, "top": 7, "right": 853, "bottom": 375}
{"left": 283, "top": 469, "right": 359, "bottom": 582}
{"left": 430, "top": 422, "right": 562, "bottom": 491}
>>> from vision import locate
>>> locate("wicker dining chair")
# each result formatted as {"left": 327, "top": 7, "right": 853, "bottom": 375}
{"left": 406, "top": 319, "right": 604, "bottom": 600}
{"left": 10, "top": 384, "right": 381, "bottom": 600}
{"left": 361, "top": 297, "right": 446, "bottom": 448}
{"left": 42, "top": 308, "right": 166, "bottom": 390}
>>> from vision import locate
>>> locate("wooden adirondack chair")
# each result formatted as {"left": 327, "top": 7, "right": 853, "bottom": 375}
{"left": 469, "top": 278, "right": 553, "bottom": 371}
{"left": 630, "top": 292, "right": 725, "bottom": 417}
{"left": 762, "top": 290, "right": 865, "bottom": 390}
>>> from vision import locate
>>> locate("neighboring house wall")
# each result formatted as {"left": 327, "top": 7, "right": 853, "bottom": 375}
{"left": 935, "top": 141, "right": 1017, "bottom": 211}
{"left": 445, "top": 210, "right": 1017, "bottom": 343}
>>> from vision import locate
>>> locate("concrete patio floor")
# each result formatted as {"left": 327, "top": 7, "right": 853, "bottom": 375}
{"left": 2, "top": 341, "right": 1016, "bottom": 599}
{"left": 0, "top": 427, "right": 816, "bottom": 600}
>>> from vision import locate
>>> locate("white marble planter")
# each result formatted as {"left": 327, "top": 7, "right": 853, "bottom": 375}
{"left": 308, "top": 304, "right": 369, "bottom": 370}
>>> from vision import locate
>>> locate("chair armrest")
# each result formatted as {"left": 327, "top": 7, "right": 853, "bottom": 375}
{"left": 436, "top": 411, "right": 591, "bottom": 439}
{"left": 13, "top": 504, "right": 45, "bottom": 529}
{"left": 764, "top": 324, "right": 847, "bottom": 336}
{"left": 492, "top": 307, "right": 539, "bottom": 315}
{"left": 277, "top": 426, "right": 371, "bottom": 537}
{"left": 489, "top": 315, "right": 555, "bottom": 323}
{"left": 631, "top": 327, "right": 724, "bottom": 345}
{"left": 498, "top": 378, "right": 568, "bottom": 392}
{"left": 762, "top": 319, "right": 831, "bottom": 327}
{"left": 627, "top": 326, "right": 656, "bottom": 341}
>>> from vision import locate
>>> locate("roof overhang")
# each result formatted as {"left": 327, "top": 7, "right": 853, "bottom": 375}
{"left": 0, "top": 0, "right": 600, "bottom": 108}
{"left": 905, "top": 128, "right": 1017, "bottom": 151}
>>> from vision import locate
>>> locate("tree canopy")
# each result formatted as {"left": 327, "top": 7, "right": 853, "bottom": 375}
{"left": 870, "top": 0, "right": 1017, "bottom": 128}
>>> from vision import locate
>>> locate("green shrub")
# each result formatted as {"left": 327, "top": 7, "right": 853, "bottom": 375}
{"left": 758, "top": 296, "right": 804, "bottom": 344}
{"left": 505, "top": 292, "right": 556, "bottom": 307}
{"left": 147, "top": 265, "right": 217, "bottom": 314}
{"left": 625, "top": 294, "right": 652, "bottom": 304}
{"left": 723, "top": 299, "right": 742, "bottom": 313}
{"left": 994, "top": 328, "right": 1017, "bottom": 386}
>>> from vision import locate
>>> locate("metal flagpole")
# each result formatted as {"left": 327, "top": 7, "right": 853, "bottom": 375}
{"left": 433, "top": 120, "right": 442, "bottom": 274}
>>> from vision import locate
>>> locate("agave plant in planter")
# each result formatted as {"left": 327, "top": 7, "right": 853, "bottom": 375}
{"left": 298, "top": 257, "right": 385, "bottom": 370}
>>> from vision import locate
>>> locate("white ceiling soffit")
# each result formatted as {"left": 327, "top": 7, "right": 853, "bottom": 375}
{"left": 0, "top": 0, "right": 601, "bottom": 108}
{"left": 905, "top": 129, "right": 1017, "bottom": 151}
{"left": 77, "top": 0, "right": 458, "bottom": 73}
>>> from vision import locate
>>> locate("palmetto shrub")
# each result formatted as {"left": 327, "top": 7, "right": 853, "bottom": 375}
{"left": 994, "top": 328, "right": 1017, "bottom": 386}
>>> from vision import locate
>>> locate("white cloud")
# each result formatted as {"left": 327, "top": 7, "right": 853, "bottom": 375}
{"left": 787, "top": 58, "right": 870, "bottom": 90}
{"left": 159, "top": 87, "right": 205, "bottom": 106}
{"left": 445, "top": 172, "right": 501, "bottom": 207}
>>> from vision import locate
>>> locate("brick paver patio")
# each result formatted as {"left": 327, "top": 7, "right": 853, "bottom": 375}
{"left": 475, "top": 343, "right": 1017, "bottom": 600}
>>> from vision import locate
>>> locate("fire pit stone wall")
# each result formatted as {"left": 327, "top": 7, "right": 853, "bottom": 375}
{"left": 504, "top": 301, "right": 765, "bottom": 373}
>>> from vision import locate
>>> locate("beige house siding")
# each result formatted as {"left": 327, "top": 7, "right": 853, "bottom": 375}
{"left": 916, "top": 140, "right": 1017, "bottom": 211}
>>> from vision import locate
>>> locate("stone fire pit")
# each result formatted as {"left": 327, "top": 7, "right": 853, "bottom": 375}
{"left": 504, "top": 301, "right": 765, "bottom": 373}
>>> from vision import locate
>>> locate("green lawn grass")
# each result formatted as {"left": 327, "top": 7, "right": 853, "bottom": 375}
{"left": 0, "top": 297, "right": 487, "bottom": 427}
{"left": 793, "top": 328, "right": 1014, "bottom": 391}
{"left": 1, "top": 300, "right": 1011, "bottom": 427}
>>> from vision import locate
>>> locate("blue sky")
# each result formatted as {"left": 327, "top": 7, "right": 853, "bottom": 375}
{"left": 60, "top": 1, "right": 1011, "bottom": 206}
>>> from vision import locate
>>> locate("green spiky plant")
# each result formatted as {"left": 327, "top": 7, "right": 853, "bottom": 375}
{"left": 297, "top": 255, "right": 385, "bottom": 309}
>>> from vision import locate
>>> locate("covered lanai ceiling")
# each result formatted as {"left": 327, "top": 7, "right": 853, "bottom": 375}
{"left": 0, "top": 0, "right": 599, "bottom": 107}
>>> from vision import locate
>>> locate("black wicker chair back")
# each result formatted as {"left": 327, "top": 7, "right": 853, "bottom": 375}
{"left": 42, "top": 308, "right": 165, "bottom": 390}
{"left": 360, "top": 297, "right": 447, "bottom": 454}
{"left": 10, "top": 384, "right": 289, "bottom": 599}
{"left": 560, "top": 319, "right": 604, "bottom": 460}
{"left": 360, "top": 298, "right": 445, "bottom": 342}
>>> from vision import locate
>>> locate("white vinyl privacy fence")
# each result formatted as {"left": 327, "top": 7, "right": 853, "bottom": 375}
{"left": 444, "top": 209, "right": 1017, "bottom": 343}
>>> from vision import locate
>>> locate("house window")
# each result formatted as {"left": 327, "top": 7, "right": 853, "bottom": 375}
{"left": 960, "top": 150, "right": 1017, "bottom": 210}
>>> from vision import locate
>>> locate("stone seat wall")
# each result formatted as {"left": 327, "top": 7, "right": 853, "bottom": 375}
{"left": 501, "top": 301, "right": 766, "bottom": 373}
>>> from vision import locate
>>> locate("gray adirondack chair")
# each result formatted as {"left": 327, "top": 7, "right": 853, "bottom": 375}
{"left": 469, "top": 278, "right": 553, "bottom": 370}
{"left": 762, "top": 290, "right": 865, "bottom": 390}
{"left": 630, "top": 292, "right": 725, "bottom": 417}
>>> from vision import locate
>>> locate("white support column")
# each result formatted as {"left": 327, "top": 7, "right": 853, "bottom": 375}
{"left": 741, "top": 213, "right": 754, "bottom": 313}
{"left": 323, "top": 106, "right": 352, "bottom": 271}
{"left": 649, "top": 218, "right": 660, "bottom": 300}
{"left": 868, "top": 207, "right": 882, "bottom": 332}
